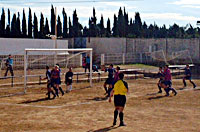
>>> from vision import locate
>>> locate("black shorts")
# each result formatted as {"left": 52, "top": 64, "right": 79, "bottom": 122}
{"left": 105, "top": 78, "right": 113, "bottom": 85}
{"left": 114, "top": 95, "right": 126, "bottom": 107}
{"left": 66, "top": 79, "right": 72, "bottom": 85}
{"left": 184, "top": 76, "right": 192, "bottom": 80}
{"left": 161, "top": 80, "right": 172, "bottom": 87}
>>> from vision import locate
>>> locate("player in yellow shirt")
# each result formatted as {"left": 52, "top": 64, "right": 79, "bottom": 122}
{"left": 109, "top": 73, "right": 128, "bottom": 126}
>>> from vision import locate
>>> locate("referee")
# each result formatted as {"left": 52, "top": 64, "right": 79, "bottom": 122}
{"left": 109, "top": 73, "right": 128, "bottom": 126}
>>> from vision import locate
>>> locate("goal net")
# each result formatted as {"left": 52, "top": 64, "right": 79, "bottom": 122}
{"left": 148, "top": 49, "right": 193, "bottom": 66}
{"left": 0, "top": 48, "right": 93, "bottom": 97}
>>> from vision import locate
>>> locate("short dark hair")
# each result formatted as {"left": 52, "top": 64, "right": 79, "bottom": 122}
{"left": 46, "top": 66, "right": 49, "bottom": 69}
{"left": 56, "top": 63, "right": 59, "bottom": 66}
{"left": 9, "top": 54, "right": 11, "bottom": 56}
{"left": 116, "top": 66, "right": 120, "bottom": 70}
{"left": 110, "top": 64, "right": 113, "bottom": 67}
{"left": 165, "top": 65, "right": 169, "bottom": 68}
{"left": 119, "top": 73, "right": 124, "bottom": 80}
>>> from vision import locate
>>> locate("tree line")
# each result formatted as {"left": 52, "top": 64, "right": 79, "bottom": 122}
{"left": 0, "top": 5, "right": 200, "bottom": 39}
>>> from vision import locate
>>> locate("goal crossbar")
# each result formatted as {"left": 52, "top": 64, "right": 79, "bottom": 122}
{"left": 24, "top": 48, "right": 93, "bottom": 93}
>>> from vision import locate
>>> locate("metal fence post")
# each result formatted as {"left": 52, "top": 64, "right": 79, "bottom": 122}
{"left": 101, "top": 54, "right": 105, "bottom": 65}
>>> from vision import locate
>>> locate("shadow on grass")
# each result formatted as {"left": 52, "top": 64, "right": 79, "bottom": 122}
{"left": 148, "top": 95, "right": 168, "bottom": 100}
{"left": 19, "top": 97, "right": 51, "bottom": 104}
{"left": 87, "top": 125, "right": 119, "bottom": 132}
{"left": 86, "top": 96, "right": 108, "bottom": 101}
{"left": 146, "top": 92, "right": 159, "bottom": 96}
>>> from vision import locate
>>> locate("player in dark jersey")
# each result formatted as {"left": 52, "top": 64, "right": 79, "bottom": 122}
{"left": 160, "top": 65, "right": 177, "bottom": 96}
{"left": 56, "top": 64, "right": 65, "bottom": 96}
{"left": 109, "top": 73, "right": 128, "bottom": 126}
{"left": 183, "top": 64, "right": 196, "bottom": 88}
{"left": 104, "top": 64, "right": 115, "bottom": 97}
{"left": 42, "top": 66, "right": 56, "bottom": 99}
{"left": 65, "top": 67, "right": 74, "bottom": 93}
{"left": 51, "top": 65, "right": 61, "bottom": 97}
{"left": 157, "top": 67, "right": 164, "bottom": 93}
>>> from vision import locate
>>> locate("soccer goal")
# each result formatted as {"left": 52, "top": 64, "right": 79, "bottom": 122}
{"left": 0, "top": 48, "right": 93, "bottom": 97}
{"left": 24, "top": 48, "right": 93, "bottom": 93}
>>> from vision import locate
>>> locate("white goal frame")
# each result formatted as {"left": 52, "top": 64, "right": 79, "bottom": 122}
{"left": 24, "top": 48, "right": 93, "bottom": 93}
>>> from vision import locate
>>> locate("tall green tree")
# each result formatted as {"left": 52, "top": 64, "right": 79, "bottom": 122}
{"left": 5, "top": 9, "right": 11, "bottom": 37}
{"left": 57, "top": 15, "right": 62, "bottom": 37}
{"left": 62, "top": 8, "right": 68, "bottom": 38}
{"left": 98, "top": 15, "right": 105, "bottom": 37}
{"left": 106, "top": 18, "right": 111, "bottom": 37}
{"left": 117, "top": 7, "right": 125, "bottom": 37}
{"left": 68, "top": 17, "right": 73, "bottom": 38}
{"left": 44, "top": 18, "right": 50, "bottom": 36}
{"left": 89, "top": 8, "right": 98, "bottom": 37}
{"left": 1, "top": 8, "right": 5, "bottom": 36}
{"left": 22, "top": 9, "right": 27, "bottom": 37}
{"left": 11, "top": 13, "right": 17, "bottom": 37}
{"left": 51, "top": 5, "right": 55, "bottom": 35}
{"left": 134, "top": 12, "right": 142, "bottom": 37}
{"left": 33, "top": 13, "right": 38, "bottom": 38}
{"left": 40, "top": 13, "right": 45, "bottom": 38}
{"left": 28, "top": 8, "right": 32, "bottom": 38}
{"left": 16, "top": 12, "right": 21, "bottom": 37}
{"left": 72, "top": 10, "right": 82, "bottom": 37}
{"left": 112, "top": 14, "right": 118, "bottom": 37}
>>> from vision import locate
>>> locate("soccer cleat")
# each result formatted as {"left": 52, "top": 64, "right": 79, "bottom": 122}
{"left": 158, "top": 91, "right": 162, "bottom": 93}
{"left": 193, "top": 85, "right": 196, "bottom": 89}
{"left": 119, "top": 122, "right": 126, "bottom": 126}
{"left": 165, "top": 93, "right": 169, "bottom": 97}
{"left": 174, "top": 91, "right": 177, "bottom": 96}
{"left": 113, "top": 120, "right": 116, "bottom": 126}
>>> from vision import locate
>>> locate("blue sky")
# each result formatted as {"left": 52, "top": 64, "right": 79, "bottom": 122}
{"left": 0, "top": 0, "right": 200, "bottom": 28}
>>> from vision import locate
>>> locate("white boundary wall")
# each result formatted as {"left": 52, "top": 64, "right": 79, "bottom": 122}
{"left": 0, "top": 38, "right": 68, "bottom": 55}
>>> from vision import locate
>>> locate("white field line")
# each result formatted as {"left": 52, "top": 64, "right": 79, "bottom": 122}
{"left": 0, "top": 87, "right": 199, "bottom": 109}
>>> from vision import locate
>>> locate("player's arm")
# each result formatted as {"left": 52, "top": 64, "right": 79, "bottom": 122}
{"left": 109, "top": 89, "right": 114, "bottom": 102}
{"left": 123, "top": 81, "right": 129, "bottom": 93}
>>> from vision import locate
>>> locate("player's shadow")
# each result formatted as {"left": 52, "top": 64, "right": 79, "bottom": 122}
{"left": 86, "top": 97, "right": 108, "bottom": 102}
{"left": 148, "top": 95, "right": 168, "bottom": 100}
{"left": 87, "top": 125, "right": 119, "bottom": 132}
{"left": 19, "top": 97, "right": 50, "bottom": 104}
{"left": 146, "top": 92, "right": 159, "bottom": 96}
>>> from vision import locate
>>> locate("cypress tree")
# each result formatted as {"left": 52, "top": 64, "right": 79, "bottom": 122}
{"left": 68, "top": 17, "right": 73, "bottom": 38}
{"left": 57, "top": 15, "right": 62, "bottom": 37}
{"left": 51, "top": 5, "right": 55, "bottom": 35}
{"left": 11, "top": 13, "right": 17, "bottom": 37}
{"left": 62, "top": 8, "right": 68, "bottom": 38}
{"left": 33, "top": 13, "right": 38, "bottom": 38}
{"left": 16, "top": 12, "right": 21, "bottom": 37}
{"left": 28, "top": 8, "right": 32, "bottom": 38}
{"left": 22, "top": 9, "right": 27, "bottom": 37}
{"left": 112, "top": 14, "right": 118, "bottom": 37}
{"left": 40, "top": 13, "right": 45, "bottom": 38}
{"left": 1, "top": 8, "right": 5, "bottom": 36}
{"left": 44, "top": 18, "right": 50, "bottom": 36}
{"left": 106, "top": 18, "right": 111, "bottom": 37}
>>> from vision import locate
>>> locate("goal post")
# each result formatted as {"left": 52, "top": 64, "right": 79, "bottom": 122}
{"left": 24, "top": 48, "right": 93, "bottom": 93}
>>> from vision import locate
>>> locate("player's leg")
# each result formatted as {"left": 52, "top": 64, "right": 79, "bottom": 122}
{"left": 4, "top": 66, "right": 9, "bottom": 77}
{"left": 119, "top": 95, "right": 126, "bottom": 126}
{"left": 189, "top": 79, "right": 196, "bottom": 88}
{"left": 10, "top": 66, "right": 14, "bottom": 76}
{"left": 167, "top": 81, "right": 177, "bottom": 96}
{"left": 183, "top": 77, "right": 187, "bottom": 87}
{"left": 160, "top": 82, "right": 170, "bottom": 96}
{"left": 157, "top": 80, "right": 162, "bottom": 93}
{"left": 48, "top": 82, "right": 56, "bottom": 99}
{"left": 103, "top": 81, "right": 108, "bottom": 94}
{"left": 58, "top": 78, "right": 64, "bottom": 96}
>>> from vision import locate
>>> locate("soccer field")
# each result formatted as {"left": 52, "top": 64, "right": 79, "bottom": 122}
{"left": 0, "top": 78, "right": 199, "bottom": 132}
